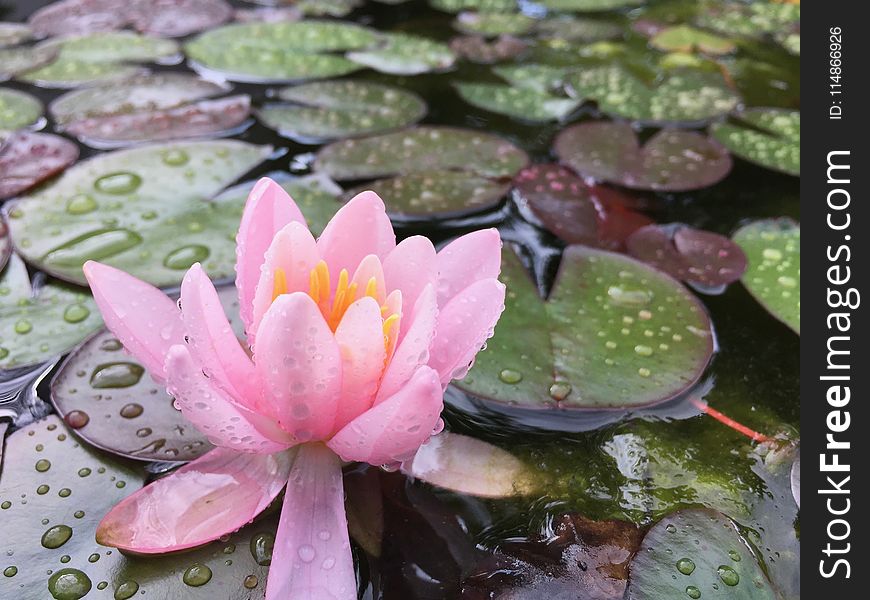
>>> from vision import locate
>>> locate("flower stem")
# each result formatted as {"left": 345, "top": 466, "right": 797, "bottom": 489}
{"left": 690, "top": 398, "right": 771, "bottom": 443}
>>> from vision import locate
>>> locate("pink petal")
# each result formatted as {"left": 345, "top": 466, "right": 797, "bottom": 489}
{"left": 382, "top": 235, "right": 437, "bottom": 315}
{"left": 376, "top": 284, "right": 437, "bottom": 403}
{"left": 429, "top": 278, "right": 506, "bottom": 384}
{"left": 333, "top": 297, "right": 387, "bottom": 430}
{"left": 250, "top": 221, "right": 321, "bottom": 346}
{"left": 236, "top": 177, "right": 307, "bottom": 333}
{"left": 255, "top": 293, "right": 342, "bottom": 441}
{"left": 350, "top": 254, "right": 387, "bottom": 303}
{"left": 328, "top": 366, "right": 443, "bottom": 466}
{"left": 266, "top": 443, "right": 356, "bottom": 600}
{"left": 96, "top": 446, "right": 294, "bottom": 554}
{"left": 317, "top": 190, "right": 395, "bottom": 284}
{"left": 180, "top": 263, "right": 259, "bottom": 412}
{"left": 165, "top": 345, "right": 293, "bottom": 452}
{"left": 83, "top": 260, "right": 182, "bottom": 379}
{"left": 435, "top": 229, "right": 502, "bottom": 307}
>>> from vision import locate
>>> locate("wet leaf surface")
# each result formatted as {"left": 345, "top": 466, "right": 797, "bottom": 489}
{"left": 0, "top": 88, "right": 42, "bottom": 132}
{"left": 0, "top": 45, "right": 58, "bottom": 80}
{"left": 457, "top": 245, "right": 714, "bottom": 409}
{"left": 454, "top": 12, "right": 535, "bottom": 37}
{"left": 0, "top": 255, "right": 103, "bottom": 372}
{"left": 649, "top": 25, "right": 736, "bottom": 56}
{"left": 455, "top": 82, "right": 581, "bottom": 122}
{"left": 7, "top": 140, "right": 272, "bottom": 287}
{"left": 0, "top": 132, "right": 79, "bottom": 200}
{"left": 732, "top": 218, "right": 800, "bottom": 334}
{"left": 626, "top": 508, "right": 777, "bottom": 600}
{"left": 347, "top": 33, "right": 456, "bottom": 75}
{"left": 0, "top": 220, "right": 10, "bottom": 272}
{"left": 555, "top": 121, "right": 732, "bottom": 191}
{"left": 711, "top": 109, "right": 800, "bottom": 176}
{"left": 626, "top": 224, "right": 747, "bottom": 292}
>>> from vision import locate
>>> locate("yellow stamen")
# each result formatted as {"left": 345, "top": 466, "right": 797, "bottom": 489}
{"left": 382, "top": 313, "right": 400, "bottom": 356}
{"left": 272, "top": 268, "right": 287, "bottom": 301}
{"left": 364, "top": 276, "right": 378, "bottom": 299}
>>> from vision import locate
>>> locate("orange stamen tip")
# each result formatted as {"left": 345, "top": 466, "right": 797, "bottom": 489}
{"left": 272, "top": 268, "right": 287, "bottom": 301}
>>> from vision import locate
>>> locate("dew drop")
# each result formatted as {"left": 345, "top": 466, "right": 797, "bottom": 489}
{"left": 47, "top": 568, "right": 91, "bottom": 600}
{"left": 94, "top": 172, "right": 142, "bottom": 195}
{"left": 63, "top": 304, "right": 90, "bottom": 324}
{"left": 498, "top": 369, "right": 523, "bottom": 384}
{"left": 163, "top": 245, "right": 210, "bottom": 270}
{"left": 66, "top": 194, "right": 98, "bottom": 215}
{"left": 64, "top": 410, "right": 89, "bottom": 429}
{"left": 90, "top": 363, "right": 144, "bottom": 388}
{"left": 114, "top": 579, "right": 139, "bottom": 599}
{"left": 182, "top": 563, "right": 212, "bottom": 587}
{"left": 119, "top": 403, "right": 144, "bottom": 418}
{"left": 676, "top": 558, "right": 695, "bottom": 575}
{"left": 250, "top": 532, "right": 275, "bottom": 566}
{"left": 685, "top": 585, "right": 701, "bottom": 599}
{"left": 41, "top": 524, "right": 73, "bottom": 549}
{"left": 35, "top": 459, "right": 51, "bottom": 472}
{"left": 3, "top": 566, "right": 17, "bottom": 577}
{"left": 717, "top": 565, "right": 739, "bottom": 586}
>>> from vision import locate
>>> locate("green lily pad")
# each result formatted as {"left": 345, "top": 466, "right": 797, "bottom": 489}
{"left": 696, "top": 1, "right": 800, "bottom": 39}
{"left": 650, "top": 24, "right": 736, "bottom": 55}
{"left": 493, "top": 63, "right": 570, "bottom": 93}
{"left": 0, "top": 22, "right": 32, "bottom": 48}
{"left": 457, "top": 245, "right": 714, "bottom": 409}
{"left": 732, "top": 219, "right": 800, "bottom": 334}
{"left": 627, "top": 509, "right": 777, "bottom": 600}
{"left": 344, "top": 170, "right": 509, "bottom": 220}
{"left": 347, "top": 33, "right": 456, "bottom": 75}
{"left": 711, "top": 109, "right": 800, "bottom": 176}
{"left": 535, "top": 16, "right": 623, "bottom": 42}
{"left": 0, "top": 45, "right": 58, "bottom": 80}
{"left": 6, "top": 140, "right": 273, "bottom": 288}
{"left": 454, "top": 82, "right": 581, "bottom": 122}
{"left": 295, "top": 0, "right": 362, "bottom": 17}
{"left": 539, "top": 0, "right": 644, "bottom": 11}
{"left": 50, "top": 284, "right": 244, "bottom": 462}
{"left": 0, "top": 88, "right": 42, "bottom": 132}
{"left": 554, "top": 121, "right": 732, "bottom": 191}
{"left": 565, "top": 65, "right": 739, "bottom": 124}
{"left": 430, "top": 0, "right": 519, "bottom": 13}
{"left": 184, "top": 20, "right": 377, "bottom": 83}
{"left": 0, "top": 255, "right": 103, "bottom": 374}
{"left": 49, "top": 73, "right": 228, "bottom": 126}
{"left": 0, "top": 414, "right": 276, "bottom": 600}
{"left": 454, "top": 12, "right": 535, "bottom": 36}
{"left": 258, "top": 79, "right": 426, "bottom": 142}
{"left": 315, "top": 126, "right": 529, "bottom": 181}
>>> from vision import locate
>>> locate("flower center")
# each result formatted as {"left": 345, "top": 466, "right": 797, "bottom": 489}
{"left": 271, "top": 260, "right": 400, "bottom": 355}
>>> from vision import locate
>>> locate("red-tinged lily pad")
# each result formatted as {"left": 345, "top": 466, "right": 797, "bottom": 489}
{"left": 449, "top": 35, "right": 528, "bottom": 64}
{"left": 0, "top": 131, "right": 79, "bottom": 201}
{"left": 462, "top": 513, "right": 644, "bottom": 599}
{"left": 50, "top": 285, "right": 245, "bottom": 462}
{"left": 63, "top": 95, "right": 251, "bottom": 148}
{"left": 234, "top": 7, "right": 303, "bottom": 23}
{"left": 0, "top": 220, "right": 10, "bottom": 272}
{"left": 402, "top": 432, "right": 536, "bottom": 498}
{"left": 458, "top": 245, "right": 714, "bottom": 410}
{"left": 732, "top": 219, "right": 800, "bottom": 334}
{"left": 626, "top": 224, "right": 747, "bottom": 292}
{"left": 554, "top": 121, "right": 732, "bottom": 192}
{"left": 28, "top": 0, "right": 129, "bottom": 37}
{"left": 513, "top": 163, "right": 652, "bottom": 249}
{"left": 627, "top": 509, "right": 777, "bottom": 600}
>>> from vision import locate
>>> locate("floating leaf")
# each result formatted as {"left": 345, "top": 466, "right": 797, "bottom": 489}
{"left": 554, "top": 121, "right": 732, "bottom": 191}
{"left": 513, "top": 163, "right": 652, "bottom": 249}
{"left": 696, "top": 1, "right": 800, "bottom": 39}
{"left": 6, "top": 140, "right": 272, "bottom": 287}
{"left": 0, "top": 22, "right": 31, "bottom": 48}
{"left": 258, "top": 79, "right": 426, "bottom": 142}
{"left": 294, "top": 0, "right": 363, "bottom": 17}
{"left": 184, "top": 21, "right": 377, "bottom": 83}
{"left": 0, "top": 220, "right": 11, "bottom": 272}
{"left": 790, "top": 451, "right": 800, "bottom": 508}
{"left": 315, "top": 126, "right": 528, "bottom": 181}
{"left": 711, "top": 109, "right": 800, "bottom": 176}
{"left": 449, "top": 35, "right": 527, "bottom": 64}
{"left": 626, "top": 224, "right": 747, "bottom": 292}
{"left": 0, "top": 132, "right": 80, "bottom": 200}
{"left": 627, "top": 508, "right": 777, "bottom": 600}
{"left": 493, "top": 62, "right": 569, "bottom": 93}
{"left": 454, "top": 82, "right": 581, "bottom": 122}
{"left": 402, "top": 432, "right": 535, "bottom": 498}
{"left": 0, "top": 255, "right": 103, "bottom": 372}
{"left": 540, "top": 0, "right": 644, "bottom": 11}
{"left": 64, "top": 95, "right": 251, "bottom": 148}
{"left": 457, "top": 245, "right": 714, "bottom": 409}
{"left": 0, "top": 88, "right": 42, "bottom": 132}
{"left": 430, "top": 0, "right": 519, "bottom": 13}
{"left": 732, "top": 218, "right": 800, "bottom": 334}
{"left": 650, "top": 24, "right": 736, "bottom": 55}
{"left": 49, "top": 72, "right": 228, "bottom": 126}
{"left": 535, "top": 16, "right": 623, "bottom": 42}
{"left": 0, "top": 45, "right": 58, "bottom": 80}
{"left": 565, "top": 65, "right": 739, "bottom": 124}
{"left": 344, "top": 170, "right": 508, "bottom": 220}
{"left": 28, "top": 0, "right": 128, "bottom": 37}
{"left": 347, "top": 33, "right": 456, "bottom": 75}
{"left": 454, "top": 12, "right": 535, "bottom": 36}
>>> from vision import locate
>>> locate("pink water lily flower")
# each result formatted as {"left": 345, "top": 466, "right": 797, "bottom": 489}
{"left": 83, "top": 177, "right": 505, "bottom": 599}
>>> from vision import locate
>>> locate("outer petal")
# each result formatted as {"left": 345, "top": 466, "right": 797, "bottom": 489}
{"left": 266, "top": 443, "right": 356, "bottom": 600}
{"left": 429, "top": 278, "right": 506, "bottom": 384}
{"left": 317, "top": 190, "right": 395, "bottom": 285}
{"left": 165, "top": 345, "right": 293, "bottom": 452}
{"left": 376, "top": 284, "right": 437, "bottom": 403}
{"left": 255, "top": 293, "right": 342, "bottom": 441}
{"left": 236, "top": 178, "right": 307, "bottom": 332}
{"left": 83, "top": 260, "right": 182, "bottom": 379}
{"left": 328, "top": 366, "right": 443, "bottom": 466}
{"left": 333, "top": 297, "right": 386, "bottom": 430}
{"left": 435, "top": 229, "right": 501, "bottom": 307}
{"left": 96, "top": 446, "right": 294, "bottom": 554}
{"left": 250, "top": 221, "right": 320, "bottom": 345}
{"left": 382, "top": 235, "right": 437, "bottom": 313}
{"left": 350, "top": 254, "right": 387, "bottom": 304}
{"left": 180, "top": 263, "right": 259, "bottom": 411}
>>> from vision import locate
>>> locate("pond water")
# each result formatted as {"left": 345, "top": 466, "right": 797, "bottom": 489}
{"left": 1, "top": 1, "right": 799, "bottom": 599}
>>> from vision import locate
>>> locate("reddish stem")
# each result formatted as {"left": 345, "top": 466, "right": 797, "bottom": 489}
{"left": 690, "top": 398, "right": 771, "bottom": 443}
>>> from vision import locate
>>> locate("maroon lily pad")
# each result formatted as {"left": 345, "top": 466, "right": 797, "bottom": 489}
{"left": 234, "top": 7, "right": 303, "bottom": 23}
{"left": 462, "top": 514, "right": 644, "bottom": 599}
{"left": 63, "top": 94, "right": 251, "bottom": 148}
{"left": 449, "top": 35, "right": 528, "bottom": 64}
{"left": 554, "top": 121, "right": 732, "bottom": 192}
{"left": 0, "top": 218, "right": 10, "bottom": 272}
{"left": 513, "top": 163, "right": 652, "bottom": 250}
{"left": 29, "top": 0, "right": 127, "bottom": 37}
{"left": 0, "top": 131, "right": 79, "bottom": 200}
{"left": 626, "top": 223, "right": 748, "bottom": 292}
